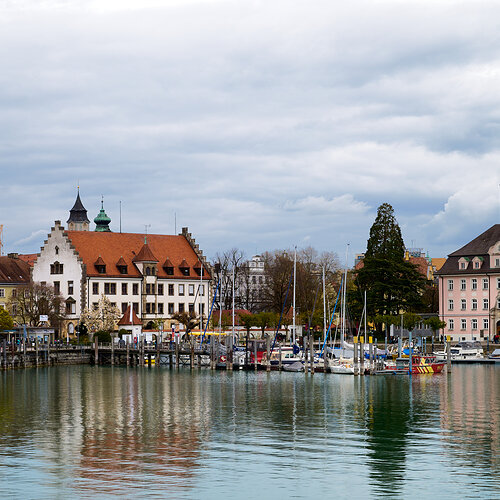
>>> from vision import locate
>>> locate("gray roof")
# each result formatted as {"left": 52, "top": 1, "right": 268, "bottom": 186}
{"left": 67, "top": 191, "right": 90, "bottom": 224}
{"left": 437, "top": 224, "right": 500, "bottom": 276}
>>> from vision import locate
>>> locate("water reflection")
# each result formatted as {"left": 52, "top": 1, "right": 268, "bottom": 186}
{"left": 0, "top": 366, "right": 499, "bottom": 498}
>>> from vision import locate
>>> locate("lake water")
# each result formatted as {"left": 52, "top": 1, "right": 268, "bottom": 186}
{"left": 1, "top": 365, "right": 499, "bottom": 499}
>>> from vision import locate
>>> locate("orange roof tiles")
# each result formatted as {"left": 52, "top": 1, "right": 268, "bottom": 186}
{"left": 118, "top": 305, "right": 143, "bottom": 326}
{"left": 66, "top": 231, "right": 210, "bottom": 279}
{"left": 132, "top": 242, "right": 159, "bottom": 263}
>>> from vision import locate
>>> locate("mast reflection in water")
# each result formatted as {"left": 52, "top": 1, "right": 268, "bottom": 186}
{"left": 0, "top": 366, "right": 499, "bottom": 498}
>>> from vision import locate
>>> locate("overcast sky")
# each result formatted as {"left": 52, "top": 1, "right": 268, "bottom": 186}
{"left": 1, "top": 0, "right": 499, "bottom": 264}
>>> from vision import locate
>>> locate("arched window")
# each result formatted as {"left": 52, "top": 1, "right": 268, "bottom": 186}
{"left": 68, "top": 323, "right": 74, "bottom": 335}
{"left": 146, "top": 267, "right": 151, "bottom": 276}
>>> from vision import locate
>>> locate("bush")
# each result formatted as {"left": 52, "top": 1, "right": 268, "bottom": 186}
{"left": 94, "top": 330, "right": 112, "bottom": 343}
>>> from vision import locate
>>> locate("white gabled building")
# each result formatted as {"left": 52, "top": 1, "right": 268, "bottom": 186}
{"left": 32, "top": 192, "right": 211, "bottom": 339}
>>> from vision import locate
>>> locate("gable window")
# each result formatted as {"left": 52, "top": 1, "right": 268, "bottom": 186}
{"left": 447, "top": 279, "right": 453, "bottom": 291}
{"left": 460, "top": 279, "right": 466, "bottom": 291}
{"left": 50, "top": 262, "right": 64, "bottom": 274}
{"left": 474, "top": 261, "right": 480, "bottom": 269}
{"left": 471, "top": 278, "right": 477, "bottom": 290}
{"left": 96, "top": 265, "right": 106, "bottom": 274}
{"left": 55, "top": 246, "right": 59, "bottom": 255}
{"left": 118, "top": 266, "right": 127, "bottom": 274}
{"left": 68, "top": 281, "right": 74, "bottom": 295}
{"left": 460, "top": 262, "right": 466, "bottom": 269}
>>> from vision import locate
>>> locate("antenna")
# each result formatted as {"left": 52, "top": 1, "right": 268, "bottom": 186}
{"left": 174, "top": 212, "right": 177, "bottom": 234}
{"left": 144, "top": 224, "right": 151, "bottom": 244}
{"left": 119, "top": 201, "right": 122, "bottom": 233}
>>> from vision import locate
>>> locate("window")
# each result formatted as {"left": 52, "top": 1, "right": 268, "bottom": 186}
{"left": 122, "top": 283, "right": 128, "bottom": 295}
{"left": 471, "top": 278, "right": 477, "bottom": 290}
{"left": 92, "top": 302, "right": 98, "bottom": 310}
{"left": 180, "top": 267, "right": 190, "bottom": 276}
{"left": 496, "top": 258, "right": 500, "bottom": 268}
{"left": 158, "top": 284, "right": 164, "bottom": 295}
{"left": 483, "top": 298, "right": 489, "bottom": 310}
{"left": 189, "top": 284, "right": 195, "bottom": 296}
{"left": 104, "top": 283, "right": 116, "bottom": 295}
{"left": 133, "top": 302, "right": 139, "bottom": 313}
{"left": 146, "top": 267, "right": 151, "bottom": 276}
{"left": 460, "top": 262, "right": 466, "bottom": 269}
{"left": 133, "top": 283, "right": 139, "bottom": 295}
{"left": 68, "top": 281, "right": 74, "bottom": 295}
{"left": 92, "top": 283, "right": 99, "bottom": 295}
{"left": 146, "top": 284, "right": 155, "bottom": 295}
{"left": 0, "top": 289, "right": 4, "bottom": 298}
{"left": 54, "top": 281, "right": 60, "bottom": 294}
{"left": 11, "top": 289, "right": 16, "bottom": 298}
{"left": 158, "top": 303, "right": 164, "bottom": 314}
{"left": 199, "top": 284, "right": 204, "bottom": 296}
{"left": 461, "top": 299, "right": 466, "bottom": 310}
{"left": 118, "top": 265, "right": 128, "bottom": 274}
{"left": 110, "top": 302, "right": 116, "bottom": 309}
{"left": 146, "top": 303, "right": 151, "bottom": 314}
{"left": 497, "top": 278, "right": 500, "bottom": 289}
{"left": 483, "top": 318, "right": 489, "bottom": 330}
{"left": 483, "top": 278, "right": 489, "bottom": 290}
{"left": 122, "top": 303, "right": 128, "bottom": 313}
{"left": 461, "top": 319, "right": 467, "bottom": 330}
{"left": 168, "top": 303, "right": 174, "bottom": 314}
{"left": 471, "top": 319, "right": 478, "bottom": 330}
{"left": 449, "top": 319, "right": 454, "bottom": 330}
{"left": 189, "top": 303, "right": 194, "bottom": 313}
{"left": 474, "top": 261, "right": 480, "bottom": 269}
{"left": 165, "top": 266, "right": 174, "bottom": 276}
{"left": 179, "top": 284, "right": 185, "bottom": 296}
{"left": 50, "top": 262, "right": 64, "bottom": 274}
{"left": 447, "top": 279, "right": 454, "bottom": 291}
{"left": 66, "top": 301, "right": 75, "bottom": 315}
{"left": 168, "top": 284, "right": 174, "bottom": 296}
{"left": 448, "top": 299, "right": 454, "bottom": 311}
{"left": 178, "top": 303, "right": 185, "bottom": 313}
{"left": 498, "top": 298, "right": 500, "bottom": 309}
{"left": 11, "top": 304, "right": 17, "bottom": 315}
{"left": 252, "top": 276, "right": 257, "bottom": 284}
{"left": 460, "top": 279, "right": 466, "bottom": 291}
{"left": 471, "top": 298, "right": 477, "bottom": 310}
{"left": 96, "top": 265, "right": 106, "bottom": 274}
{"left": 55, "top": 245, "right": 59, "bottom": 255}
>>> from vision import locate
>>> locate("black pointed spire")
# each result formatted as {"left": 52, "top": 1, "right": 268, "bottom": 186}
{"left": 67, "top": 188, "right": 90, "bottom": 230}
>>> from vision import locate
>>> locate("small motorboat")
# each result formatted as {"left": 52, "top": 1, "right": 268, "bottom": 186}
{"left": 282, "top": 361, "right": 304, "bottom": 372}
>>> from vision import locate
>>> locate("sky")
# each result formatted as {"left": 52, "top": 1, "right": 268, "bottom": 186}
{"left": 1, "top": 0, "right": 500, "bottom": 264}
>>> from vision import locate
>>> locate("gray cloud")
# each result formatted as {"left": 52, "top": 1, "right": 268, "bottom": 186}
{"left": 1, "top": 0, "right": 499, "bottom": 262}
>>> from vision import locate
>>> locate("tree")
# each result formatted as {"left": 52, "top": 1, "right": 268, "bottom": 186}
{"left": 171, "top": 311, "right": 199, "bottom": 339}
{"left": 253, "top": 311, "right": 278, "bottom": 338}
{"left": 424, "top": 316, "right": 446, "bottom": 337}
{"left": 0, "top": 308, "right": 14, "bottom": 331}
{"left": 354, "top": 203, "right": 429, "bottom": 333}
{"left": 9, "top": 282, "right": 64, "bottom": 328}
{"left": 80, "top": 295, "right": 121, "bottom": 336}
{"left": 211, "top": 248, "right": 246, "bottom": 310}
{"left": 239, "top": 313, "right": 256, "bottom": 338}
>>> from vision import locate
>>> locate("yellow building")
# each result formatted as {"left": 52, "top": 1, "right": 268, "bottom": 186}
{"left": 0, "top": 254, "right": 31, "bottom": 323}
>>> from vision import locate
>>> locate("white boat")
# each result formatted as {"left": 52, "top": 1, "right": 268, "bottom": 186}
{"left": 268, "top": 346, "right": 303, "bottom": 366}
{"left": 329, "top": 359, "right": 355, "bottom": 374}
{"left": 434, "top": 341, "right": 484, "bottom": 361}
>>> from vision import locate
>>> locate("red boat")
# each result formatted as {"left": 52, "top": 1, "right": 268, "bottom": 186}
{"left": 380, "top": 354, "right": 446, "bottom": 375}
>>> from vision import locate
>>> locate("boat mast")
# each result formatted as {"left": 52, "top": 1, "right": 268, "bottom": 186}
{"left": 341, "top": 244, "right": 349, "bottom": 350}
{"left": 232, "top": 265, "right": 235, "bottom": 344}
{"left": 323, "top": 265, "right": 326, "bottom": 347}
{"left": 364, "top": 290, "right": 367, "bottom": 340}
{"left": 293, "top": 246, "right": 297, "bottom": 345}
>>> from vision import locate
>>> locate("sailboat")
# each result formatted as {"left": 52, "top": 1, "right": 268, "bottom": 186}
{"left": 329, "top": 245, "right": 355, "bottom": 374}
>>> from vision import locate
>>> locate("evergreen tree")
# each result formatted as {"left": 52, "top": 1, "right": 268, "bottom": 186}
{"left": 354, "top": 203, "right": 428, "bottom": 332}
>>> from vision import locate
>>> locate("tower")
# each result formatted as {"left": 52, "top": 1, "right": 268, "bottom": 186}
{"left": 94, "top": 198, "right": 111, "bottom": 232}
{"left": 67, "top": 188, "right": 90, "bottom": 231}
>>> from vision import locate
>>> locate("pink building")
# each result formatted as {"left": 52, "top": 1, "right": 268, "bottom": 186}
{"left": 438, "top": 224, "right": 500, "bottom": 342}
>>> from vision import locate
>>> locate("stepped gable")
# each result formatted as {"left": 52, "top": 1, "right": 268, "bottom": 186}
{"left": 118, "top": 305, "right": 142, "bottom": 326}
{"left": 438, "top": 224, "right": 500, "bottom": 275}
{"left": 65, "top": 231, "right": 211, "bottom": 279}
{"left": 0, "top": 256, "right": 31, "bottom": 283}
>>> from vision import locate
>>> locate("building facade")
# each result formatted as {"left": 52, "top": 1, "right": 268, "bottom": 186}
{"left": 437, "top": 224, "right": 500, "bottom": 341}
{"left": 31, "top": 193, "right": 211, "bottom": 338}
{"left": 0, "top": 254, "right": 31, "bottom": 321}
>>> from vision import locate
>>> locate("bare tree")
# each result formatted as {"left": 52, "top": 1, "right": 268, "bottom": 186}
{"left": 211, "top": 248, "right": 246, "bottom": 310}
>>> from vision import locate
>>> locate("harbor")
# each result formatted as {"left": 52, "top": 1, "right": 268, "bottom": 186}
{"left": 1, "top": 363, "right": 499, "bottom": 499}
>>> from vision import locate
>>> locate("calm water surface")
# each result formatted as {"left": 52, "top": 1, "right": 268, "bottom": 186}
{"left": 0, "top": 365, "right": 499, "bottom": 499}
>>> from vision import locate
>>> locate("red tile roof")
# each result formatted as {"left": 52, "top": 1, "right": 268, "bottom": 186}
{"left": 118, "top": 305, "right": 143, "bottom": 326}
{"left": 66, "top": 231, "right": 210, "bottom": 279}
{"left": 18, "top": 254, "right": 37, "bottom": 267}
{"left": 132, "top": 242, "right": 159, "bottom": 263}
{"left": 0, "top": 256, "right": 31, "bottom": 284}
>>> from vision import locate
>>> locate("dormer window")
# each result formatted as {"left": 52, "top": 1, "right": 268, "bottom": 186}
{"left": 163, "top": 258, "right": 174, "bottom": 275}
{"left": 94, "top": 256, "right": 106, "bottom": 274}
{"left": 179, "top": 259, "right": 190, "bottom": 276}
{"left": 50, "top": 261, "right": 64, "bottom": 274}
{"left": 194, "top": 262, "right": 203, "bottom": 276}
{"left": 116, "top": 256, "right": 127, "bottom": 275}
{"left": 458, "top": 257, "right": 470, "bottom": 270}
{"left": 460, "top": 262, "right": 466, "bottom": 269}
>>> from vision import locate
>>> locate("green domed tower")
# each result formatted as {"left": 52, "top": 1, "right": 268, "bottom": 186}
{"left": 94, "top": 198, "right": 111, "bottom": 232}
